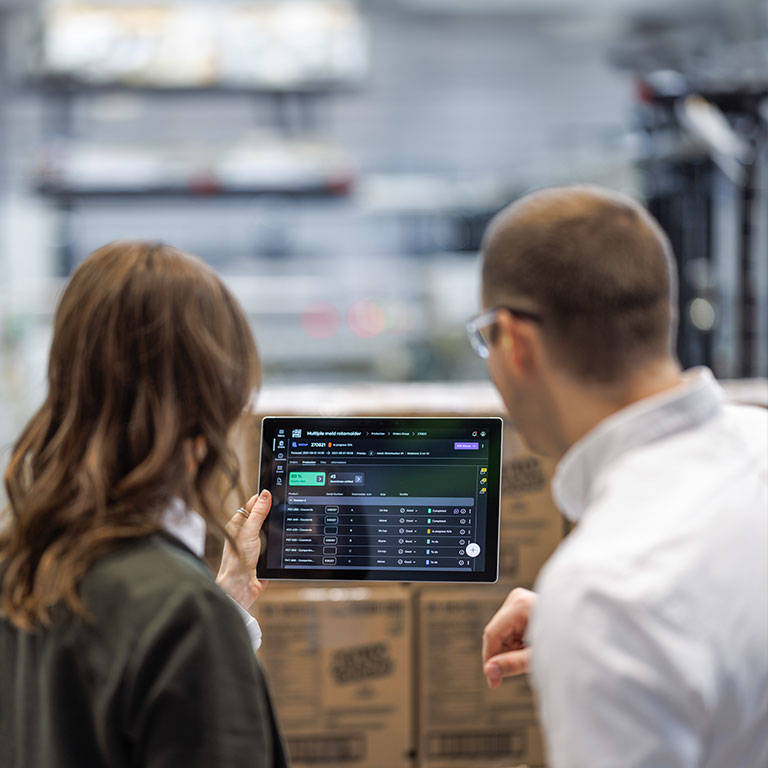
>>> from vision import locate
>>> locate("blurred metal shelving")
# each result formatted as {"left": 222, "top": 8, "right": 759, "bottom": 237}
{"left": 623, "top": 40, "right": 768, "bottom": 378}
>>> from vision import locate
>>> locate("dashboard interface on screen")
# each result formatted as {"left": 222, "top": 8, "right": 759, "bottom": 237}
{"left": 257, "top": 417, "right": 502, "bottom": 583}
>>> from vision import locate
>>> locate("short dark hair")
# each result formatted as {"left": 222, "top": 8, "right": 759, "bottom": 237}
{"left": 481, "top": 185, "right": 677, "bottom": 383}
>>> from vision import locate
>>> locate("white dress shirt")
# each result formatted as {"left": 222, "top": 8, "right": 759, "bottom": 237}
{"left": 530, "top": 368, "right": 768, "bottom": 768}
{"left": 161, "top": 500, "right": 263, "bottom": 651}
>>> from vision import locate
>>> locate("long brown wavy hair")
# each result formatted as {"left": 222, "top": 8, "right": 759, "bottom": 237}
{"left": 0, "top": 241, "right": 259, "bottom": 630}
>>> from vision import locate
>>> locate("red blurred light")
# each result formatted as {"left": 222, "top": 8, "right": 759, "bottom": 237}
{"left": 634, "top": 77, "right": 654, "bottom": 104}
{"left": 326, "top": 174, "right": 355, "bottom": 196}
{"left": 348, "top": 300, "right": 386, "bottom": 338}
{"left": 301, "top": 301, "right": 340, "bottom": 339}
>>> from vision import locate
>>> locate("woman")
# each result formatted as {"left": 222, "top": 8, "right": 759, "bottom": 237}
{"left": 0, "top": 241, "right": 288, "bottom": 767}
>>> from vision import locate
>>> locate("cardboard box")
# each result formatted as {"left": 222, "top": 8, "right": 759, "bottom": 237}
{"left": 253, "top": 585, "right": 415, "bottom": 768}
{"left": 498, "top": 426, "right": 562, "bottom": 587}
{"left": 417, "top": 587, "right": 545, "bottom": 768}
{"left": 235, "top": 385, "right": 559, "bottom": 768}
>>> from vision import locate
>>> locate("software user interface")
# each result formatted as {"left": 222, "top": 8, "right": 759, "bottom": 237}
{"left": 261, "top": 418, "right": 499, "bottom": 576}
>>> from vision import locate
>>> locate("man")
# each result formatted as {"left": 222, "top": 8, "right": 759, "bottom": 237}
{"left": 471, "top": 185, "right": 768, "bottom": 767}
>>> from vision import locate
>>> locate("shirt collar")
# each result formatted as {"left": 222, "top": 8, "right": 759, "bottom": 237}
{"left": 159, "top": 499, "right": 263, "bottom": 652}
{"left": 160, "top": 498, "right": 207, "bottom": 558}
{"left": 552, "top": 367, "right": 725, "bottom": 522}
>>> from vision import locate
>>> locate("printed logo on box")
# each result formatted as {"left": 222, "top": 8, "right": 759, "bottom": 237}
{"left": 330, "top": 642, "right": 394, "bottom": 684}
{"left": 503, "top": 457, "right": 547, "bottom": 495}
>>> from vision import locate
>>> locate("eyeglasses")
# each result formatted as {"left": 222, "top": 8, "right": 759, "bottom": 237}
{"left": 466, "top": 306, "right": 543, "bottom": 359}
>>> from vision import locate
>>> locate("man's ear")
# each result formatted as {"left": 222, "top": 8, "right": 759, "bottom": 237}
{"left": 495, "top": 311, "right": 540, "bottom": 378}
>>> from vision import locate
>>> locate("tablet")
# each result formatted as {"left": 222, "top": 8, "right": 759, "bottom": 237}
{"left": 256, "top": 416, "right": 502, "bottom": 583}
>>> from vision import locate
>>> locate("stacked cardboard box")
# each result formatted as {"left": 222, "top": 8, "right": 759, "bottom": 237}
{"left": 236, "top": 383, "right": 563, "bottom": 768}
{"left": 416, "top": 588, "right": 544, "bottom": 768}
{"left": 499, "top": 425, "right": 561, "bottom": 587}
{"left": 253, "top": 586, "right": 414, "bottom": 768}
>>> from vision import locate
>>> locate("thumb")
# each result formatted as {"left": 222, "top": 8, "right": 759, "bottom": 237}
{"left": 240, "top": 489, "right": 272, "bottom": 537}
{"left": 246, "top": 488, "right": 271, "bottom": 518}
{"left": 484, "top": 648, "right": 531, "bottom": 687}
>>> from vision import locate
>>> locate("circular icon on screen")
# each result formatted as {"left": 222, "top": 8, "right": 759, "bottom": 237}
{"left": 466, "top": 542, "right": 481, "bottom": 558}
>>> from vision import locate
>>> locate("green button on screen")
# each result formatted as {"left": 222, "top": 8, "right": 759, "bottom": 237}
{"left": 289, "top": 471, "right": 326, "bottom": 486}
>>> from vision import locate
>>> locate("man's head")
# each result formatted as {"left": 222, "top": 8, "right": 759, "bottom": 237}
{"left": 478, "top": 184, "right": 679, "bottom": 455}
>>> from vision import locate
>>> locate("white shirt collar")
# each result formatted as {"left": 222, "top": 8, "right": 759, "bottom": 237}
{"left": 552, "top": 367, "right": 725, "bottom": 522}
{"left": 158, "top": 498, "right": 263, "bottom": 651}
{"left": 160, "top": 498, "right": 207, "bottom": 558}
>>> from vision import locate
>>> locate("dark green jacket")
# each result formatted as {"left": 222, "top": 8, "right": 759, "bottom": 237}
{"left": 0, "top": 532, "right": 289, "bottom": 768}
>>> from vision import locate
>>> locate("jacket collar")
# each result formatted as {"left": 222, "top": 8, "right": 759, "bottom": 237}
{"left": 552, "top": 367, "right": 724, "bottom": 522}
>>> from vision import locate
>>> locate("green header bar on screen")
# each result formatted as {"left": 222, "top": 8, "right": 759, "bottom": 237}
{"left": 289, "top": 472, "right": 326, "bottom": 486}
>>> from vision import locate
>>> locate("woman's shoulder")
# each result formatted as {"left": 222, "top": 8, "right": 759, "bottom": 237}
{"left": 79, "top": 532, "right": 237, "bottom": 634}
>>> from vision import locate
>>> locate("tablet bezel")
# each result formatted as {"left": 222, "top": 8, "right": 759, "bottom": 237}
{"left": 256, "top": 416, "right": 502, "bottom": 583}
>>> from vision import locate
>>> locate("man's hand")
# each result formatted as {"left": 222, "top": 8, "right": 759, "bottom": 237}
{"left": 216, "top": 490, "right": 271, "bottom": 612}
{"left": 482, "top": 587, "right": 537, "bottom": 688}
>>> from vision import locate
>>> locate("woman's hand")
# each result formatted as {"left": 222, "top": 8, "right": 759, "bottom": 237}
{"left": 216, "top": 490, "right": 271, "bottom": 612}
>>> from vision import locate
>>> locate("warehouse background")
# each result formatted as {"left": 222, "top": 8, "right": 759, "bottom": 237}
{"left": 2, "top": 0, "right": 766, "bottom": 445}
{"left": 1, "top": 3, "right": 767, "bottom": 767}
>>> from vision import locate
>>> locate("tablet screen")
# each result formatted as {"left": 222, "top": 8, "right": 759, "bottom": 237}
{"left": 257, "top": 417, "right": 502, "bottom": 582}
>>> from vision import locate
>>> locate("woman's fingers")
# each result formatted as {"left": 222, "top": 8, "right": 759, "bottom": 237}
{"left": 224, "top": 492, "right": 259, "bottom": 537}
{"left": 217, "top": 492, "right": 272, "bottom": 610}
{"left": 223, "top": 490, "right": 269, "bottom": 540}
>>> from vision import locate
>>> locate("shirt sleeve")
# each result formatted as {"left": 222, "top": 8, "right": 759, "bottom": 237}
{"left": 529, "top": 562, "right": 713, "bottom": 768}
{"left": 121, "top": 585, "right": 287, "bottom": 768}
{"left": 230, "top": 598, "right": 263, "bottom": 651}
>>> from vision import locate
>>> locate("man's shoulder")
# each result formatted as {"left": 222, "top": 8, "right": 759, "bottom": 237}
{"left": 536, "top": 396, "right": 768, "bottom": 642}
{"left": 535, "top": 536, "right": 612, "bottom": 602}
{"left": 534, "top": 509, "right": 686, "bottom": 618}
{"left": 724, "top": 400, "right": 768, "bottom": 425}
{"left": 593, "top": 399, "right": 767, "bottom": 529}
{"left": 722, "top": 402, "right": 768, "bottom": 458}
{"left": 534, "top": 530, "right": 625, "bottom": 630}
{"left": 616, "top": 400, "right": 766, "bottom": 474}
{"left": 532, "top": 533, "right": 700, "bottom": 663}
